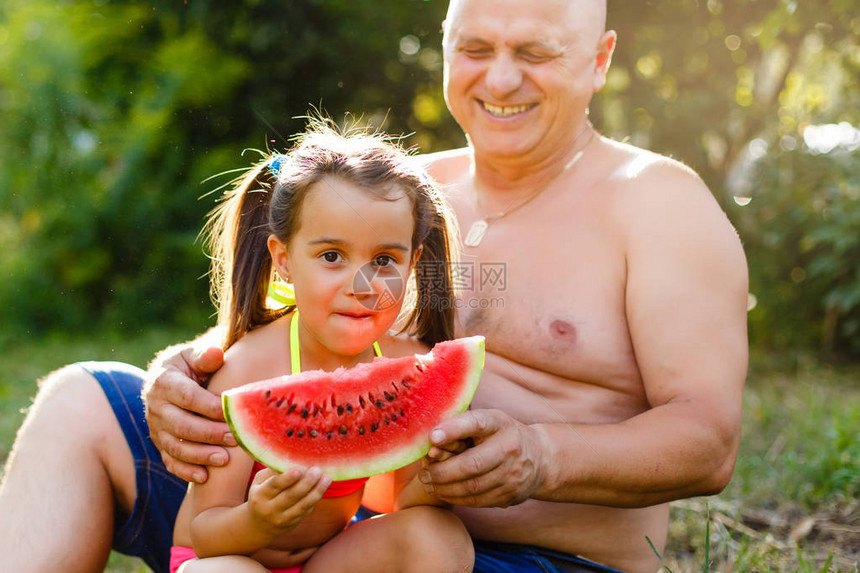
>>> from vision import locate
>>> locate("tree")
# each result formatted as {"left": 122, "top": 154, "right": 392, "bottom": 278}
{"left": 598, "top": 0, "right": 860, "bottom": 356}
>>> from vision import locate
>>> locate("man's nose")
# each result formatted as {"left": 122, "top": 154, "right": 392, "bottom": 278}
{"left": 485, "top": 53, "right": 523, "bottom": 98}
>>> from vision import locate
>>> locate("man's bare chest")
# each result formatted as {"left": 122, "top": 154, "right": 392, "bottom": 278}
{"left": 453, "top": 219, "right": 633, "bottom": 384}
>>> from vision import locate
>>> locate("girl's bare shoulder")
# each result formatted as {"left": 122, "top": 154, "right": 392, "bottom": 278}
{"left": 208, "top": 316, "right": 292, "bottom": 394}
{"left": 377, "top": 332, "right": 430, "bottom": 359}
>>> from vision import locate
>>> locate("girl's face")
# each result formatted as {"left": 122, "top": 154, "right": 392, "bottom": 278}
{"left": 269, "top": 176, "right": 417, "bottom": 362}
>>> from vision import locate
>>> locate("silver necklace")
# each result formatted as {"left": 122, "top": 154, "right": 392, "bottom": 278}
{"left": 464, "top": 124, "right": 596, "bottom": 248}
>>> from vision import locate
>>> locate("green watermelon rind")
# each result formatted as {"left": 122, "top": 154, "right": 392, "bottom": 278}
{"left": 222, "top": 336, "right": 485, "bottom": 481}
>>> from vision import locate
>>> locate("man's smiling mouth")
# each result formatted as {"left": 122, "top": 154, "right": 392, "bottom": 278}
{"left": 480, "top": 101, "right": 537, "bottom": 118}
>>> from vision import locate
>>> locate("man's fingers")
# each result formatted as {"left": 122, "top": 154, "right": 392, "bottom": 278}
{"left": 157, "top": 401, "right": 234, "bottom": 446}
{"left": 422, "top": 461, "right": 524, "bottom": 508}
{"left": 421, "top": 443, "right": 504, "bottom": 487}
{"left": 162, "top": 375, "right": 225, "bottom": 422}
{"left": 430, "top": 409, "right": 502, "bottom": 448}
{"left": 161, "top": 454, "right": 209, "bottom": 484}
{"left": 184, "top": 345, "right": 224, "bottom": 378}
{"left": 158, "top": 429, "right": 230, "bottom": 469}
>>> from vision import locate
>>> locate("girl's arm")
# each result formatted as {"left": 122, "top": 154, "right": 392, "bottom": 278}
{"left": 190, "top": 463, "right": 330, "bottom": 557}
{"left": 394, "top": 462, "right": 445, "bottom": 510}
{"left": 185, "top": 354, "right": 330, "bottom": 557}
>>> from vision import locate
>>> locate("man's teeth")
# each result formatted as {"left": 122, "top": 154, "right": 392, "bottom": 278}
{"left": 482, "top": 102, "right": 534, "bottom": 117}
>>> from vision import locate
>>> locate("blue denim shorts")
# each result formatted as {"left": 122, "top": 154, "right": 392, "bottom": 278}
{"left": 351, "top": 507, "right": 626, "bottom": 573}
{"left": 79, "top": 361, "right": 186, "bottom": 573}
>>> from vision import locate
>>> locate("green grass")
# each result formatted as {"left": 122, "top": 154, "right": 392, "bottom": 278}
{"left": 0, "top": 328, "right": 199, "bottom": 573}
{"left": 1, "top": 335, "right": 858, "bottom": 572}
{"left": 661, "top": 355, "right": 860, "bottom": 572}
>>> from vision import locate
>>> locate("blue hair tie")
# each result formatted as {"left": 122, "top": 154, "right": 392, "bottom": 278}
{"left": 269, "top": 154, "right": 288, "bottom": 177}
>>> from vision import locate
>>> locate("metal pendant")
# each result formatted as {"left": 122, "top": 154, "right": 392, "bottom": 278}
{"left": 464, "top": 219, "right": 489, "bottom": 247}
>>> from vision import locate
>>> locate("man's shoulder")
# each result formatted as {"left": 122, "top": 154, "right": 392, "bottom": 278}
{"left": 604, "top": 138, "right": 702, "bottom": 188}
{"left": 416, "top": 147, "right": 472, "bottom": 186}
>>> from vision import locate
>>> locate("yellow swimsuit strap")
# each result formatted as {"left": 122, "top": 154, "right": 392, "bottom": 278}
{"left": 289, "top": 310, "right": 382, "bottom": 374}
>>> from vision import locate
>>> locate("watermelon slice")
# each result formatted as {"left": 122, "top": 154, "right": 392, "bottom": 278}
{"left": 222, "top": 336, "right": 485, "bottom": 480}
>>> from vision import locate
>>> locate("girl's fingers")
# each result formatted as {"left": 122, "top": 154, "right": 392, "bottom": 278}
{"left": 272, "top": 467, "right": 331, "bottom": 508}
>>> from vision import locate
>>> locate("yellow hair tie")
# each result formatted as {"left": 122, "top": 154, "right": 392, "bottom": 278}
{"left": 267, "top": 281, "right": 296, "bottom": 307}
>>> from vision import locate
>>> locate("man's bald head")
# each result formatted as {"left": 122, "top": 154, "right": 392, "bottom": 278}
{"left": 445, "top": 0, "right": 607, "bottom": 40}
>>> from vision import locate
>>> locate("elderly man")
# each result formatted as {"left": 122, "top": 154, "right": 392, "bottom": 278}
{"left": 0, "top": 1, "right": 748, "bottom": 572}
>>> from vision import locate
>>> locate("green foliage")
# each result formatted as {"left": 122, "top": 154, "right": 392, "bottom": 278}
{"left": 0, "top": 0, "right": 459, "bottom": 340}
{"left": 1, "top": 0, "right": 859, "bottom": 357}
{"left": 739, "top": 146, "right": 860, "bottom": 355}
{"left": 599, "top": 0, "right": 860, "bottom": 357}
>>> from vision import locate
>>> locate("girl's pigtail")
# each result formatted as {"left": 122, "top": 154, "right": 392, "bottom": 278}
{"left": 411, "top": 186, "right": 458, "bottom": 347}
{"left": 205, "top": 156, "right": 288, "bottom": 349}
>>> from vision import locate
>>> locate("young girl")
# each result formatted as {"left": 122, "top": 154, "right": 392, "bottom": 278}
{"left": 170, "top": 121, "right": 474, "bottom": 573}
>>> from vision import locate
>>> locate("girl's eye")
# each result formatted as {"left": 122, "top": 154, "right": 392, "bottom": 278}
{"left": 374, "top": 255, "right": 395, "bottom": 267}
{"left": 322, "top": 251, "right": 341, "bottom": 263}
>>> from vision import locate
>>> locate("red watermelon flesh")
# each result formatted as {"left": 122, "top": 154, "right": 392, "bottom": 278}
{"left": 222, "top": 336, "right": 485, "bottom": 480}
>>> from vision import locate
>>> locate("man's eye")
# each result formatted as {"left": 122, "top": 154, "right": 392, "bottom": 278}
{"left": 462, "top": 47, "right": 492, "bottom": 58}
{"left": 520, "top": 52, "right": 552, "bottom": 63}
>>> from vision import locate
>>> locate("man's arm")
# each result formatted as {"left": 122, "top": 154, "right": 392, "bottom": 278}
{"left": 421, "top": 162, "right": 749, "bottom": 508}
{"left": 144, "top": 326, "right": 236, "bottom": 483}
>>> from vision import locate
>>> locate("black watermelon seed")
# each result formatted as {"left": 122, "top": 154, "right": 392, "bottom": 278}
{"left": 286, "top": 429, "right": 294, "bottom": 437}
{"left": 297, "top": 431, "right": 304, "bottom": 438}
{"left": 391, "top": 414, "right": 397, "bottom": 421}
{"left": 265, "top": 390, "right": 271, "bottom": 399}
{"left": 359, "top": 396, "right": 366, "bottom": 408}
{"left": 287, "top": 403, "right": 297, "bottom": 414}
{"left": 384, "top": 418, "right": 390, "bottom": 425}
{"left": 309, "top": 430, "right": 318, "bottom": 438}
{"left": 313, "top": 406, "right": 319, "bottom": 417}
{"left": 371, "top": 422, "right": 379, "bottom": 432}
{"left": 400, "top": 409, "right": 405, "bottom": 417}
{"left": 301, "top": 407, "right": 309, "bottom": 418}
{"left": 384, "top": 392, "right": 396, "bottom": 401}
{"left": 376, "top": 400, "right": 384, "bottom": 408}
{"left": 337, "top": 405, "right": 345, "bottom": 415}
{"left": 339, "top": 425, "right": 348, "bottom": 435}
{"left": 402, "top": 379, "right": 410, "bottom": 387}
{"left": 327, "top": 432, "right": 332, "bottom": 439}
{"left": 358, "top": 426, "right": 365, "bottom": 435}
{"left": 276, "top": 397, "right": 284, "bottom": 407}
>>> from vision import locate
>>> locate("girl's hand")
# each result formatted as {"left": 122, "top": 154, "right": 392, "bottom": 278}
{"left": 246, "top": 467, "right": 332, "bottom": 536}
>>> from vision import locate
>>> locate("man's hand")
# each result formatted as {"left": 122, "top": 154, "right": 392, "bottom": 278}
{"left": 144, "top": 341, "right": 235, "bottom": 483}
{"left": 419, "top": 409, "right": 549, "bottom": 508}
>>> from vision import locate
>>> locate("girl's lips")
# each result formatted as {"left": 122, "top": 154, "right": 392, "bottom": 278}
{"left": 336, "top": 312, "right": 373, "bottom": 319}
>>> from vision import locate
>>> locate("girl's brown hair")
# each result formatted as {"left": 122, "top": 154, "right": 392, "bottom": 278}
{"left": 204, "top": 118, "right": 457, "bottom": 350}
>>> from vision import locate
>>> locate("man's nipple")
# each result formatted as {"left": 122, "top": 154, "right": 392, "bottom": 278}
{"left": 549, "top": 319, "right": 577, "bottom": 343}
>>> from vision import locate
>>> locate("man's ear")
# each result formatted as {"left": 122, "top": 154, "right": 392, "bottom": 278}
{"left": 593, "top": 30, "right": 617, "bottom": 93}
{"left": 268, "top": 235, "right": 292, "bottom": 281}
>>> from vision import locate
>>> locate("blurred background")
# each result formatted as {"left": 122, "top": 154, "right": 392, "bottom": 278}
{"left": 1, "top": 0, "right": 858, "bottom": 357}
{"left": 0, "top": 0, "right": 858, "bottom": 571}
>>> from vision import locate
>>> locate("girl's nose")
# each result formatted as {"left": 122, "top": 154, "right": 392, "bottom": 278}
{"left": 349, "top": 264, "right": 376, "bottom": 300}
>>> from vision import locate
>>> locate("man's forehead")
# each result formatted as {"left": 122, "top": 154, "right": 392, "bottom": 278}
{"left": 445, "top": 0, "right": 606, "bottom": 36}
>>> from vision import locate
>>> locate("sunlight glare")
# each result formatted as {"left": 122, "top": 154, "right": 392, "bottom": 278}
{"left": 803, "top": 123, "right": 860, "bottom": 155}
